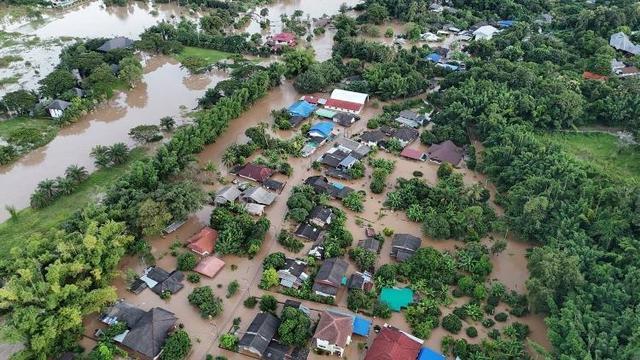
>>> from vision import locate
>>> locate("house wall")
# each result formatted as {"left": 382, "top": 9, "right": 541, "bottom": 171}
{"left": 49, "top": 108, "right": 64, "bottom": 118}
{"left": 315, "top": 339, "right": 346, "bottom": 357}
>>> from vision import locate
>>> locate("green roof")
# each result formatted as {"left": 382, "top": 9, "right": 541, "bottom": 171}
{"left": 379, "top": 287, "right": 414, "bottom": 312}
{"left": 316, "top": 108, "right": 337, "bottom": 118}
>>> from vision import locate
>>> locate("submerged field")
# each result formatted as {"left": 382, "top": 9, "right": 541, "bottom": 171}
{"left": 540, "top": 131, "right": 640, "bottom": 183}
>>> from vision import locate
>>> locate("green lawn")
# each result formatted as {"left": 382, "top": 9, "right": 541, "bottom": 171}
{"left": 0, "top": 148, "right": 146, "bottom": 255}
{"left": 175, "top": 46, "right": 231, "bottom": 64}
{"left": 0, "top": 117, "right": 57, "bottom": 141}
{"left": 541, "top": 132, "right": 640, "bottom": 183}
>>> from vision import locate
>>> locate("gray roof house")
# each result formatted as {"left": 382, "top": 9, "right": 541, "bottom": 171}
{"left": 98, "top": 36, "right": 135, "bottom": 52}
{"left": 100, "top": 301, "right": 146, "bottom": 327}
{"left": 359, "top": 129, "right": 386, "bottom": 146}
{"left": 334, "top": 137, "right": 371, "bottom": 158}
{"left": 295, "top": 223, "right": 322, "bottom": 242}
{"left": 395, "top": 110, "right": 427, "bottom": 128}
{"left": 214, "top": 185, "right": 242, "bottom": 205}
{"left": 358, "top": 238, "right": 381, "bottom": 253}
{"left": 391, "top": 234, "right": 421, "bottom": 262}
{"left": 313, "top": 258, "right": 349, "bottom": 298}
{"left": 427, "top": 140, "right": 464, "bottom": 167}
{"left": 241, "top": 186, "right": 277, "bottom": 206}
{"left": 391, "top": 127, "right": 419, "bottom": 147}
{"left": 277, "top": 258, "right": 309, "bottom": 289}
{"left": 309, "top": 205, "right": 333, "bottom": 228}
{"left": 140, "top": 267, "right": 184, "bottom": 296}
{"left": 610, "top": 32, "right": 640, "bottom": 55}
{"left": 238, "top": 312, "right": 281, "bottom": 358}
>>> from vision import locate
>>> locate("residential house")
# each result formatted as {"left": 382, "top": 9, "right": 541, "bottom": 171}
{"left": 313, "top": 310, "right": 353, "bottom": 357}
{"left": 214, "top": 185, "right": 242, "bottom": 205}
{"left": 238, "top": 312, "right": 281, "bottom": 358}
{"left": 617, "top": 65, "right": 640, "bottom": 78}
{"left": 244, "top": 203, "right": 266, "bottom": 216}
{"left": 359, "top": 129, "right": 386, "bottom": 147}
{"left": 364, "top": 326, "right": 422, "bottom": 360}
{"left": 288, "top": 100, "right": 317, "bottom": 118}
{"left": 308, "top": 122, "right": 336, "bottom": 142}
{"left": 102, "top": 301, "right": 177, "bottom": 360}
{"left": 241, "top": 186, "right": 277, "bottom": 206}
{"left": 303, "top": 95, "right": 326, "bottom": 105}
{"left": 395, "top": 110, "right": 427, "bottom": 128}
{"left": 294, "top": 223, "right": 323, "bottom": 242}
{"left": 473, "top": 25, "right": 499, "bottom": 40}
{"left": 263, "top": 341, "right": 292, "bottom": 360}
{"left": 316, "top": 108, "right": 337, "bottom": 119}
{"left": 309, "top": 205, "right": 333, "bottom": 228}
{"left": 277, "top": 258, "right": 309, "bottom": 289}
{"left": 46, "top": 99, "right": 71, "bottom": 118}
{"left": 237, "top": 163, "right": 274, "bottom": 183}
{"left": 424, "top": 52, "right": 442, "bottom": 63}
{"left": 391, "top": 234, "right": 421, "bottom": 261}
{"left": 305, "top": 176, "right": 331, "bottom": 193}
{"left": 283, "top": 299, "right": 310, "bottom": 315}
{"left": 334, "top": 137, "right": 371, "bottom": 158}
{"left": 326, "top": 182, "right": 354, "bottom": 200}
{"left": 400, "top": 147, "right": 427, "bottom": 161}
{"left": 427, "top": 140, "right": 464, "bottom": 166}
{"left": 610, "top": 32, "right": 640, "bottom": 55}
{"left": 288, "top": 115, "right": 306, "bottom": 128}
{"left": 333, "top": 112, "right": 358, "bottom": 127}
{"left": 391, "top": 127, "right": 419, "bottom": 147}
{"left": 325, "top": 89, "right": 369, "bottom": 114}
{"left": 312, "top": 258, "right": 348, "bottom": 298}
{"left": 139, "top": 267, "right": 185, "bottom": 296}
{"left": 320, "top": 149, "right": 349, "bottom": 168}
{"left": 421, "top": 32, "right": 440, "bottom": 42}
{"left": 97, "top": 36, "right": 134, "bottom": 52}
{"left": 358, "top": 238, "right": 381, "bottom": 253}
{"left": 347, "top": 271, "right": 373, "bottom": 291}
{"left": 186, "top": 227, "right": 217, "bottom": 256}
{"left": 268, "top": 32, "right": 297, "bottom": 47}
{"left": 263, "top": 179, "right": 285, "bottom": 193}
{"left": 308, "top": 237, "right": 326, "bottom": 259}
{"left": 194, "top": 256, "right": 225, "bottom": 278}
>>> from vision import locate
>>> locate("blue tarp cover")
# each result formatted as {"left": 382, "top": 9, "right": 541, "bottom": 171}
{"left": 418, "top": 347, "right": 445, "bottom": 360}
{"left": 309, "top": 121, "right": 335, "bottom": 137}
{"left": 425, "top": 53, "right": 441, "bottom": 62}
{"left": 288, "top": 100, "right": 316, "bottom": 117}
{"left": 352, "top": 316, "right": 371, "bottom": 337}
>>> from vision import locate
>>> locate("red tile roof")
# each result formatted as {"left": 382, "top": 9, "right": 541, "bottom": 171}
{"left": 238, "top": 163, "right": 274, "bottom": 183}
{"left": 400, "top": 147, "right": 425, "bottom": 161}
{"left": 582, "top": 71, "right": 608, "bottom": 81}
{"left": 194, "top": 256, "right": 225, "bottom": 278}
{"left": 313, "top": 310, "right": 353, "bottom": 348}
{"left": 271, "top": 32, "right": 296, "bottom": 43}
{"left": 324, "top": 99, "right": 362, "bottom": 112}
{"left": 365, "top": 327, "right": 421, "bottom": 360}
{"left": 187, "top": 227, "right": 217, "bottom": 256}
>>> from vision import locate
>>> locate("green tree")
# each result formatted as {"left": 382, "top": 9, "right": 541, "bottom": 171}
{"left": 259, "top": 295, "right": 277, "bottom": 312}
{"left": 282, "top": 49, "right": 315, "bottom": 78}
{"left": 160, "top": 116, "right": 176, "bottom": 131}
{"left": 188, "top": 286, "right": 223, "bottom": 318}
{"left": 367, "top": 3, "right": 388, "bottom": 24}
{"left": 2, "top": 90, "right": 37, "bottom": 115}
{"left": 177, "top": 252, "right": 197, "bottom": 271}
{"left": 259, "top": 267, "right": 279, "bottom": 290}
{"left": 263, "top": 252, "right": 287, "bottom": 270}
{"left": 219, "top": 333, "right": 238, "bottom": 351}
{"left": 118, "top": 56, "right": 143, "bottom": 87}
{"left": 278, "top": 307, "right": 312, "bottom": 347}
{"left": 40, "top": 69, "right": 76, "bottom": 98}
{"left": 342, "top": 191, "right": 365, "bottom": 212}
{"left": 347, "top": 289, "right": 373, "bottom": 312}
{"left": 137, "top": 199, "right": 172, "bottom": 236}
{"left": 160, "top": 330, "right": 191, "bottom": 360}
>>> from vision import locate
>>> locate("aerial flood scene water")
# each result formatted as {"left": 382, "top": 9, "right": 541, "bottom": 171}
{"left": 1, "top": 1, "right": 638, "bottom": 360}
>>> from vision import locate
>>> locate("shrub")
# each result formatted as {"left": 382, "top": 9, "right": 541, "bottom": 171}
{"left": 187, "top": 273, "right": 201, "bottom": 283}
{"left": 466, "top": 327, "right": 478, "bottom": 338}
{"left": 482, "top": 318, "right": 495, "bottom": 328}
{"left": 442, "top": 314, "right": 462, "bottom": 334}
{"left": 244, "top": 296, "right": 258, "bottom": 308}
{"left": 160, "top": 330, "right": 191, "bottom": 360}
{"left": 437, "top": 163, "right": 453, "bottom": 178}
{"left": 263, "top": 252, "right": 287, "bottom": 270}
{"left": 494, "top": 312, "right": 508, "bottom": 322}
{"left": 483, "top": 304, "right": 495, "bottom": 315}
{"left": 259, "top": 295, "right": 277, "bottom": 312}
{"left": 177, "top": 252, "right": 198, "bottom": 271}
{"left": 342, "top": 191, "right": 365, "bottom": 212}
{"left": 488, "top": 329, "right": 500, "bottom": 340}
{"left": 372, "top": 301, "right": 392, "bottom": 319}
{"left": 382, "top": 227, "right": 394, "bottom": 236}
{"left": 219, "top": 333, "right": 238, "bottom": 351}
{"left": 452, "top": 307, "right": 467, "bottom": 320}
{"left": 226, "top": 280, "right": 240, "bottom": 298}
{"left": 277, "top": 230, "right": 304, "bottom": 252}
{"left": 188, "top": 286, "right": 223, "bottom": 318}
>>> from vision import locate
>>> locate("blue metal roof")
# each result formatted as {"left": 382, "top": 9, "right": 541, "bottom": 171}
{"left": 418, "top": 347, "right": 445, "bottom": 360}
{"left": 288, "top": 100, "right": 316, "bottom": 118}
{"left": 425, "top": 53, "right": 441, "bottom": 62}
{"left": 309, "top": 121, "right": 335, "bottom": 138}
{"left": 352, "top": 316, "right": 371, "bottom": 337}
{"left": 498, "top": 20, "right": 515, "bottom": 28}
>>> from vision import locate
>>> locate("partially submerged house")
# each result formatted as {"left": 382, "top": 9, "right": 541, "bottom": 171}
{"left": 277, "top": 258, "right": 309, "bottom": 289}
{"left": 364, "top": 326, "right": 422, "bottom": 360}
{"left": 194, "top": 256, "right": 225, "bottom": 278}
{"left": 316, "top": 108, "right": 337, "bottom": 119}
{"left": 391, "top": 234, "right": 421, "bottom": 262}
{"left": 97, "top": 36, "right": 134, "bottom": 52}
{"left": 313, "top": 310, "right": 353, "bottom": 357}
{"left": 308, "top": 122, "right": 336, "bottom": 142}
{"left": 347, "top": 271, "right": 373, "bottom": 292}
{"left": 101, "top": 301, "right": 177, "bottom": 360}
{"left": 237, "top": 163, "right": 274, "bottom": 183}
{"left": 288, "top": 100, "right": 317, "bottom": 118}
{"left": 46, "top": 99, "right": 71, "bottom": 118}
{"left": 214, "top": 185, "right": 241, "bottom": 205}
{"left": 186, "top": 227, "right": 217, "bottom": 256}
{"left": 268, "top": 32, "right": 297, "bottom": 47}
{"left": 473, "top": 25, "right": 499, "bottom": 40}
{"left": 358, "top": 238, "right": 381, "bottom": 253}
{"left": 309, "top": 205, "right": 333, "bottom": 228}
{"left": 325, "top": 89, "right": 369, "bottom": 114}
{"left": 400, "top": 147, "right": 427, "bottom": 161}
{"left": 427, "top": 140, "right": 464, "bottom": 166}
{"left": 139, "top": 267, "right": 185, "bottom": 296}
{"left": 333, "top": 112, "right": 358, "bottom": 127}
{"left": 242, "top": 186, "right": 277, "bottom": 206}
{"left": 263, "top": 178, "right": 285, "bottom": 193}
{"left": 334, "top": 137, "right": 371, "bottom": 158}
{"left": 391, "top": 127, "right": 419, "bottom": 147}
{"left": 238, "top": 312, "right": 281, "bottom": 358}
{"left": 359, "top": 129, "right": 386, "bottom": 147}
{"left": 395, "top": 110, "right": 427, "bottom": 128}
{"left": 610, "top": 32, "right": 640, "bottom": 55}
{"left": 294, "top": 223, "right": 322, "bottom": 242}
{"left": 313, "top": 258, "right": 348, "bottom": 298}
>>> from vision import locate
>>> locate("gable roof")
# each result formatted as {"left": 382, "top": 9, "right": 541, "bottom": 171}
{"left": 263, "top": 178, "right": 285, "bottom": 192}
{"left": 271, "top": 32, "right": 296, "bottom": 43}
{"left": 325, "top": 98, "right": 363, "bottom": 112}
{"left": 102, "top": 301, "right": 147, "bottom": 327}
{"left": 427, "top": 140, "right": 464, "bottom": 166}
{"left": 194, "top": 256, "right": 225, "bottom": 278}
{"left": 305, "top": 176, "right": 330, "bottom": 193}
{"left": 392, "top": 127, "right": 419, "bottom": 142}
{"left": 121, "top": 307, "right": 177, "bottom": 359}
{"left": 238, "top": 312, "right": 281, "bottom": 357}
{"left": 187, "top": 227, "right": 217, "bottom": 256}
{"left": 364, "top": 326, "right": 422, "bottom": 360}
{"left": 294, "top": 223, "right": 322, "bottom": 241}
{"left": 215, "top": 185, "right": 241, "bottom": 204}
{"left": 473, "top": 25, "right": 499, "bottom": 38}
{"left": 316, "top": 108, "right": 337, "bottom": 119}
{"left": 47, "top": 99, "right": 71, "bottom": 111}
{"left": 97, "top": 36, "right": 134, "bottom": 52}
{"left": 358, "top": 238, "right": 381, "bottom": 252}
{"left": 392, "top": 234, "right": 421, "bottom": 251}
{"left": 610, "top": 32, "right": 640, "bottom": 55}
{"left": 313, "top": 310, "right": 353, "bottom": 348}
{"left": 310, "top": 205, "right": 333, "bottom": 223}
{"left": 288, "top": 100, "right": 317, "bottom": 118}
{"left": 238, "top": 163, "right": 274, "bottom": 183}
{"left": 400, "top": 147, "right": 426, "bottom": 161}
{"left": 151, "top": 271, "right": 184, "bottom": 295}
{"left": 330, "top": 89, "right": 368, "bottom": 105}
{"left": 335, "top": 137, "right": 371, "bottom": 157}
{"left": 333, "top": 112, "right": 357, "bottom": 126}
{"left": 360, "top": 129, "right": 386, "bottom": 144}
{"left": 242, "top": 186, "right": 277, "bottom": 205}
{"left": 309, "top": 122, "right": 335, "bottom": 138}
{"left": 315, "top": 258, "right": 348, "bottom": 287}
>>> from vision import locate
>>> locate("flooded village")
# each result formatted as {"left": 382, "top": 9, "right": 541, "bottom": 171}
{"left": 0, "top": 1, "right": 554, "bottom": 360}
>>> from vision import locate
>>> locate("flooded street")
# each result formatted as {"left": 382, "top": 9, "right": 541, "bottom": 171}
{"left": 0, "top": 56, "right": 225, "bottom": 221}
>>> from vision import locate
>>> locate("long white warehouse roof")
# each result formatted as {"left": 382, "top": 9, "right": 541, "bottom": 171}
{"left": 330, "top": 89, "right": 369, "bottom": 105}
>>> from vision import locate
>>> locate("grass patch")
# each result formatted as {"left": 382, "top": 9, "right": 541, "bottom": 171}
{"left": 0, "top": 117, "right": 58, "bottom": 146}
{"left": 540, "top": 131, "right": 640, "bottom": 182}
{"left": 176, "top": 46, "right": 232, "bottom": 64}
{"left": 0, "top": 148, "right": 146, "bottom": 255}
{"left": 0, "top": 55, "right": 23, "bottom": 68}
{"left": 0, "top": 75, "right": 19, "bottom": 87}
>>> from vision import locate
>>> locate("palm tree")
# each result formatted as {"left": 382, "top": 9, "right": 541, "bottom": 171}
{"left": 65, "top": 164, "right": 88, "bottom": 184}
{"left": 109, "top": 143, "right": 129, "bottom": 165}
{"left": 54, "top": 176, "right": 75, "bottom": 196}
{"left": 91, "top": 145, "right": 111, "bottom": 168}
{"left": 36, "top": 179, "right": 57, "bottom": 200}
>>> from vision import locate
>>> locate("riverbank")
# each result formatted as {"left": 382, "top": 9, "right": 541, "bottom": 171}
{"left": 0, "top": 147, "right": 145, "bottom": 253}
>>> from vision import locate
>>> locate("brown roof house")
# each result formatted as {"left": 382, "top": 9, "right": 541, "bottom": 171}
{"left": 102, "top": 301, "right": 177, "bottom": 360}
{"left": 364, "top": 326, "right": 422, "bottom": 360}
{"left": 313, "top": 310, "right": 354, "bottom": 357}
{"left": 312, "top": 258, "right": 348, "bottom": 298}
{"left": 237, "top": 163, "right": 274, "bottom": 183}
{"left": 238, "top": 312, "right": 281, "bottom": 358}
{"left": 186, "top": 227, "right": 217, "bottom": 256}
{"left": 427, "top": 140, "right": 464, "bottom": 167}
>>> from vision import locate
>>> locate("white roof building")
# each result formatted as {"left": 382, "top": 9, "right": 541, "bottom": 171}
{"left": 329, "top": 89, "right": 369, "bottom": 105}
{"left": 473, "top": 25, "right": 499, "bottom": 40}
{"left": 610, "top": 32, "right": 640, "bottom": 55}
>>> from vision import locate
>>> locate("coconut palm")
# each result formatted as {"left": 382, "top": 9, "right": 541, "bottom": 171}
{"left": 65, "top": 164, "right": 88, "bottom": 184}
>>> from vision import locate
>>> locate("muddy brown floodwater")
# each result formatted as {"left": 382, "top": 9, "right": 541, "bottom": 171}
{"left": 0, "top": 56, "right": 226, "bottom": 221}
